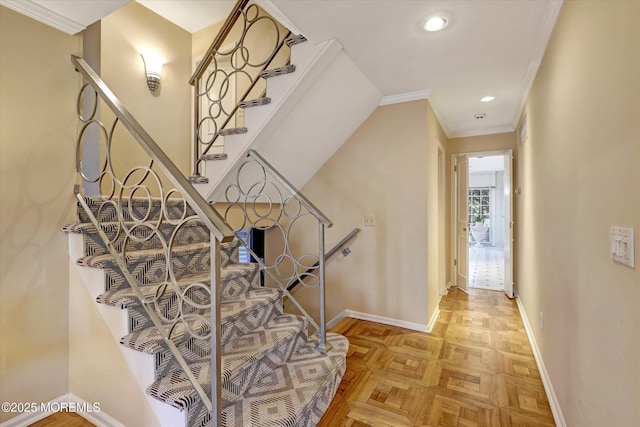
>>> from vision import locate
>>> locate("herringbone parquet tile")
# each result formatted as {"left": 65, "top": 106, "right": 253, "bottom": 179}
{"left": 319, "top": 288, "right": 556, "bottom": 427}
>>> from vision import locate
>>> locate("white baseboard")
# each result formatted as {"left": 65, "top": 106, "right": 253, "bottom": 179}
{"left": 0, "top": 394, "right": 124, "bottom": 427}
{"left": 328, "top": 309, "right": 439, "bottom": 333}
{"left": 426, "top": 307, "right": 440, "bottom": 332}
{"left": 0, "top": 394, "right": 67, "bottom": 427}
{"left": 67, "top": 394, "right": 126, "bottom": 427}
{"left": 515, "top": 296, "right": 566, "bottom": 427}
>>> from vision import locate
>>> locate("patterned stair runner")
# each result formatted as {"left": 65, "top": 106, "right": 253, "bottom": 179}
{"left": 64, "top": 196, "right": 347, "bottom": 426}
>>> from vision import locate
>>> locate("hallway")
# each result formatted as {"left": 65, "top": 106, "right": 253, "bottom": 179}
{"left": 321, "top": 288, "right": 555, "bottom": 426}
{"left": 469, "top": 246, "right": 505, "bottom": 291}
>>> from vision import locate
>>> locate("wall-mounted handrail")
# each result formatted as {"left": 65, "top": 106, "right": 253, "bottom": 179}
{"left": 71, "top": 55, "right": 234, "bottom": 243}
{"left": 248, "top": 150, "right": 333, "bottom": 228}
{"left": 287, "top": 228, "right": 360, "bottom": 292}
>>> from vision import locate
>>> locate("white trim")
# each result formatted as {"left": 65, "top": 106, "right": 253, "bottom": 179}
{"left": 0, "top": 393, "right": 124, "bottom": 427}
{"left": 0, "top": 394, "right": 67, "bottom": 427}
{"left": 67, "top": 394, "right": 126, "bottom": 427}
{"left": 511, "top": 0, "right": 564, "bottom": 130}
{"left": 426, "top": 307, "right": 440, "bottom": 332}
{"left": 449, "top": 126, "right": 515, "bottom": 139}
{"left": 328, "top": 307, "right": 441, "bottom": 334}
{"left": 515, "top": 296, "right": 566, "bottom": 427}
{"left": 327, "top": 311, "right": 348, "bottom": 330}
{"left": 427, "top": 98, "right": 453, "bottom": 138}
{"left": 379, "top": 89, "right": 431, "bottom": 106}
{"left": 0, "top": 0, "right": 85, "bottom": 34}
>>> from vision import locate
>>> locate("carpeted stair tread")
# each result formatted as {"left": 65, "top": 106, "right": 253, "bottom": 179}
{"left": 96, "top": 272, "right": 212, "bottom": 308}
{"left": 62, "top": 219, "right": 216, "bottom": 257}
{"left": 219, "top": 333, "right": 349, "bottom": 427}
{"left": 96, "top": 263, "right": 260, "bottom": 308}
{"left": 77, "top": 241, "right": 210, "bottom": 268}
{"left": 145, "top": 314, "right": 308, "bottom": 410}
{"left": 120, "top": 288, "right": 284, "bottom": 354}
{"left": 77, "top": 196, "right": 196, "bottom": 224}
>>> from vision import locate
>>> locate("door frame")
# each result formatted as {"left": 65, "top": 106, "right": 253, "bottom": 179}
{"left": 451, "top": 149, "right": 515, "bottom": 296}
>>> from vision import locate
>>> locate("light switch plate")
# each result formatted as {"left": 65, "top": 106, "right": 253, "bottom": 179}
{"left": 365, "top": 215, "right": 375, "bottom": 227}
{"left": 611, "top": 227, "right": 635, "bottom": 268}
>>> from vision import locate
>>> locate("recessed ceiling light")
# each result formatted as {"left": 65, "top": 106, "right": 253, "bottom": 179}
{"left": 424, "top": 16, "right": 448, "bottom": 32}
{"left": 480, "top": 96, "right": 495, "bottom": 102}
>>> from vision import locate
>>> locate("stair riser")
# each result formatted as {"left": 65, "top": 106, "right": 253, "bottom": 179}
{"left": 124, "top": 270, "right": 263, "bottom": 334}
{"left": 221, "top": 330, "right": 307, "bottom": 405}
{"left": 124, "top": 289, "right": 283, "bottom": 354}
{"left": 76, "top": 222, "right": 211, "bottom": 257}
{"left": 146, "top": 295, "right": 285, "bottom": 382}
{"left": 67, "top": 220, "right": 240, "bottom": 266}
{"left": 103, "top": 249, "right": 211, "bottom": 292}
{"left": 219, "top": 334, "right": 349, "bottom": 427}
{"left": 155, "top": 322, "right": 304, "bottom": 404}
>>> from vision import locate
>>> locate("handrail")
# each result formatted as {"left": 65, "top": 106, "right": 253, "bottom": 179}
{"left": 248, "top": 150, "right": 333, "bottom": 227}
{"left": 222, "top": 151, "right": 334, "bottom": 351}
{"left": 73, "top": 187, "right": 215, "bottom": 411}
{"left": 189, "top": 0, "right": 249, "bottom": 85}
{"left": 287, "top": 228, "right": 360, "bottom": 292}
{"left": 194, "top": 31, "right": 291, "bottom": 168}
{"left": 189, "top": 2, "right": 293, "bottom": 179}
{"left": 325, "top": 227, "right": 361, "bottom": 259}
{"left": 71, "top": 55, "right": 234, "bottom": 243}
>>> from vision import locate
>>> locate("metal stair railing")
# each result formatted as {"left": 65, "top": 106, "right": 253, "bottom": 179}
{"left": 221, "top": 150, "right": 337, "bottom": 352}
{"left": 188, "top": 0, "right": 293, "bottom": 182}
{"left": 71, "top": 55, "right": 234, "bottom": 423}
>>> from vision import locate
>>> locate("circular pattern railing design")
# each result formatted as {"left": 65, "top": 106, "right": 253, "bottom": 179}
{"left": 76, "top": 84, "right": 214, "bottom": 344}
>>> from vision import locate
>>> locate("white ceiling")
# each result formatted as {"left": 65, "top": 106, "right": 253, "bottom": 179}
{"left": 2, "top": 0, "right": 563, "bottom": 139}
{"left": 136, "top": 0, "right": 234, "bottom": 34}
{"left": 270, "top": 0, "right": 562, "bottom": 138}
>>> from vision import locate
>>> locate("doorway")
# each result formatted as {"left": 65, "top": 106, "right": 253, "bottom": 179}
{"left": 452, "top": 150, "right": 514, "bottom": 297}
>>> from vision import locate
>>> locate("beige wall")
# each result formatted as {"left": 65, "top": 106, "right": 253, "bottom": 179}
{"left": 99, "top": 2, "right": 192, "bottom": 179}
{"left": 295, "top": 100, "right": 432, "bottom": 325}
{"left": 0, "top": 7, "right": 80, "bottom": 423}
{"left": 68, "top": 262, "right": 164, "bottom": 426}
{"left": 516, "top": 1, "right": 640, "bottom": 425}
{"left": 426, "top": 101, "right": 449, "bottom": 317}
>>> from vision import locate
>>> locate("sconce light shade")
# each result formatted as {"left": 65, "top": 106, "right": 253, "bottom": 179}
{"left": 141, "top": 53, "right": 165, "bottom": 91}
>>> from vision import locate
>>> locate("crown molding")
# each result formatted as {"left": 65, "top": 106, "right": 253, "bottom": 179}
{"left": 379, "top": 89, "right": 431, "bottom": 106}
{"left": 426, "top": 97, "right": 453, "bottom": 138}
{"left": 511, "top": 0, "right": 564, "bottom": 129}
{"left": 449, "top": 126, "right": 515, "bottom": 139}
{"left": 0, "top": 0, "right": 86, "bottom": 34}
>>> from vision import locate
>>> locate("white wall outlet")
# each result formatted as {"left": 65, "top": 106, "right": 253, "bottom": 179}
{"left": 539, "top": 312, "right": 544, "bottom": 330}
{"left": 365, "top": 215, "right": 375, "bottom": 227}
{"left": 611, "top": 227, "right": 635, "bottom": 268}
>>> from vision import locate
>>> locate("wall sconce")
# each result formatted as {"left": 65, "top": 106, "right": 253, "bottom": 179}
{"left": 140, "top": 53, "right": 165, "bottom": 92}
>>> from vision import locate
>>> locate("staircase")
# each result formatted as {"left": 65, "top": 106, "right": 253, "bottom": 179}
{"left": 189, "top": 28, "right": 380, "bottom": 202}
{"left": 63, "top": 1, "right": 380, "bottom": 424}
{"left": 63, "top": 197, "right": 348, "bottom": 426}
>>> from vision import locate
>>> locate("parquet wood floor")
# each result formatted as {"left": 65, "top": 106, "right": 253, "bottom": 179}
{"left": 319, "top": 288, "right": 556, "bottom": 427}
{"left": 29, "top": 288, "right": 552, "bottom": 427}
{"left": 28, "top": 411, "right": 95, "bottom": 426}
